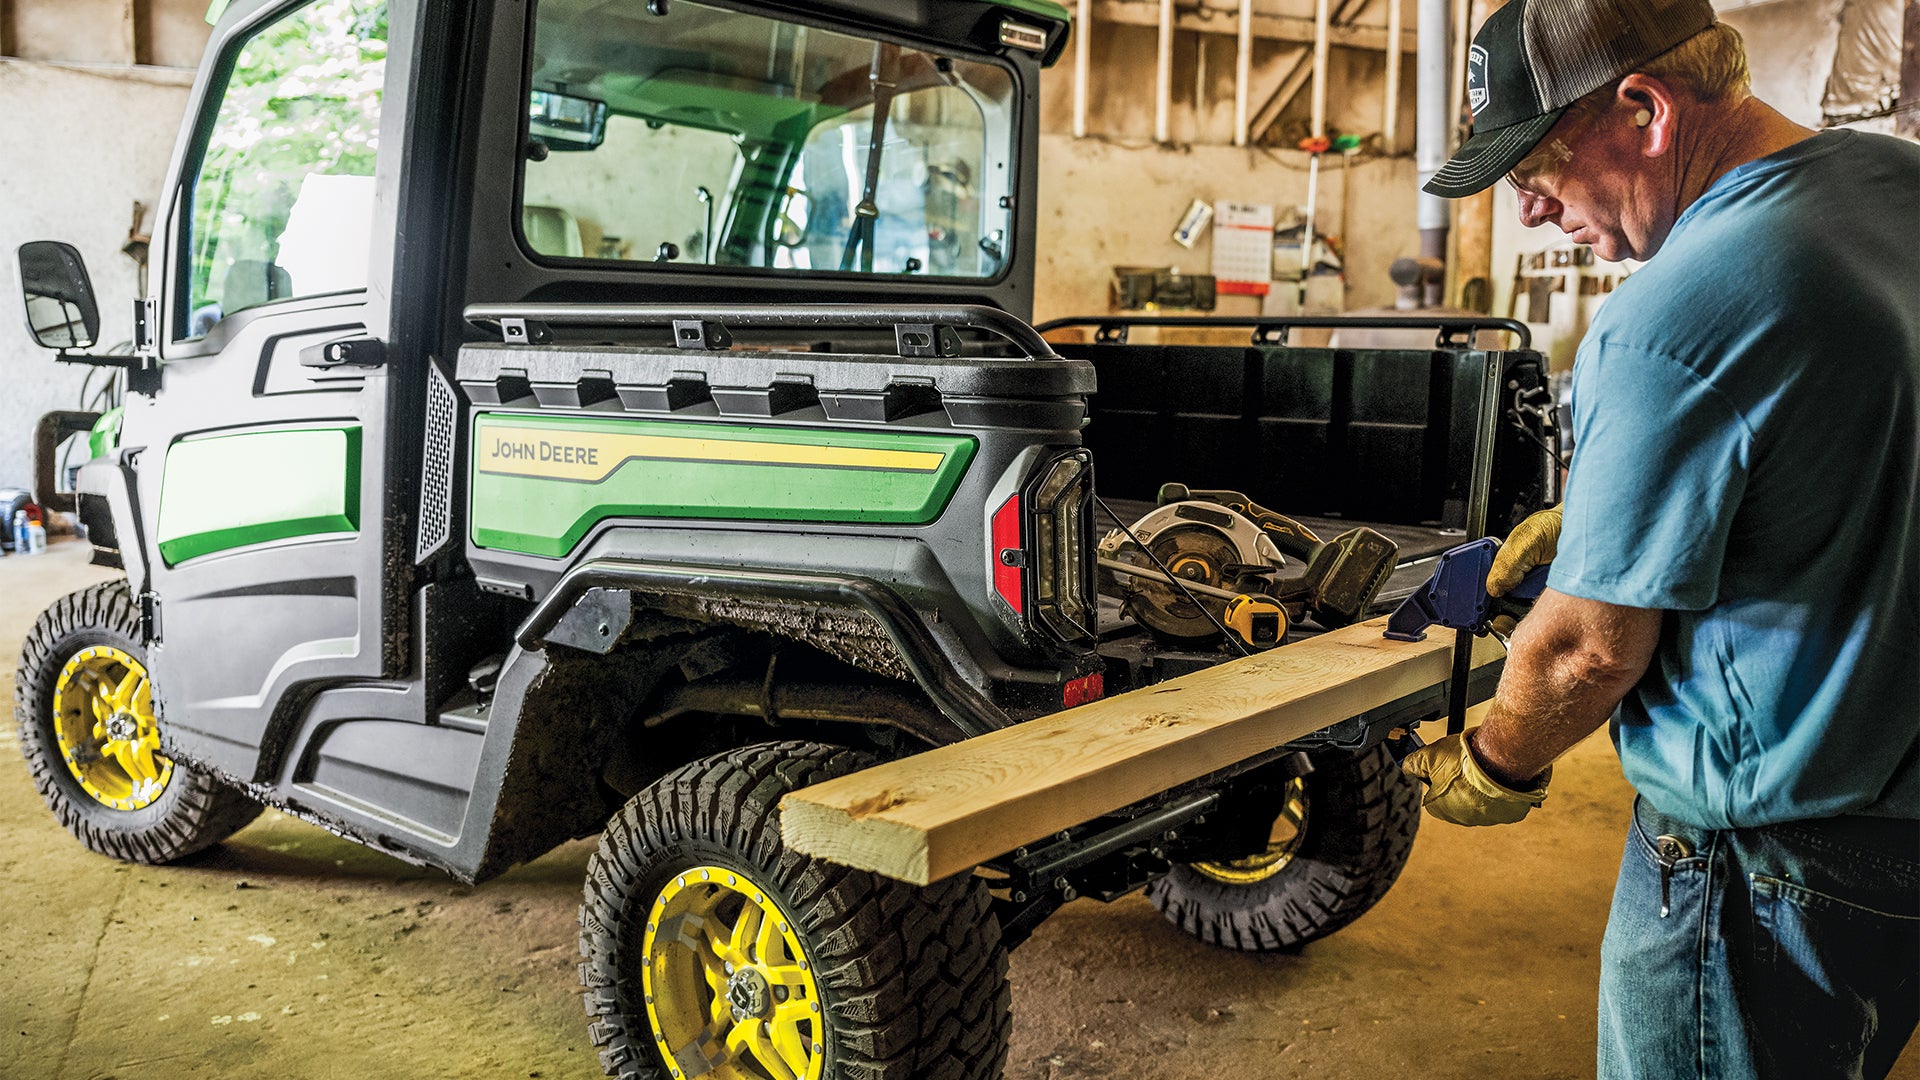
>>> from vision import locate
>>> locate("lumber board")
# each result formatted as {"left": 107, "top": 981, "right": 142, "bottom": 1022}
{"left": 781, "top": 617, "right": 1505, "bottom": 885}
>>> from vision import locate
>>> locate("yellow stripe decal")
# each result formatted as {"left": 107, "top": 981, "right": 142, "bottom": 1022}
{"left": 476, "top": 425, "right": 947, "bottom": 484}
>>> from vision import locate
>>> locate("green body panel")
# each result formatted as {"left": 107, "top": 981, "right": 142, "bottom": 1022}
{"left": 469, "top": 414, "right": 977, "bottom": 559}
{"left": 156, "top": 426, "right": 362, "bottom": 565}
{"left": 88, "top": 407, "right": 124, "bottom": 460}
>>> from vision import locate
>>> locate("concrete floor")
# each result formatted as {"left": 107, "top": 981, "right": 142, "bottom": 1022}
{"left": 2, "top": 539, "right": 1913, "bottom": 1080}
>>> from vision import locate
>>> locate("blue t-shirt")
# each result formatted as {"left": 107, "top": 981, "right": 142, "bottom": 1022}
{"left": 1550, "top": 129, "right": 1920, "bottom": 830}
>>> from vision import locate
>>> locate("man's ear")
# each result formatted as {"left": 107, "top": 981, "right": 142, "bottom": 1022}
{"left": 1617, "top": 74, "right": 1678, "bottom": 157}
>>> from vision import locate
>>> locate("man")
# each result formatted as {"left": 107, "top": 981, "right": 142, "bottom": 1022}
{"left": 1398, "top": 0, "right": 1920, "bottom": 1075}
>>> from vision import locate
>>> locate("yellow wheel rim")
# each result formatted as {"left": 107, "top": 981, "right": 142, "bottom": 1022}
{"left": 1191, "top": 777, "right": 1309, "bottom": 885}
{"left": 641, "top": 865, "right": 826, "bottom": 1080}
{"left": 51, "top": 646, "right": 173, "bottom": 812}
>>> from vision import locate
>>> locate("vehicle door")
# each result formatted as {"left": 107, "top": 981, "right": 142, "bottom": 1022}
{"left": 130, "top": 0, "right": 409, "bottom": 780}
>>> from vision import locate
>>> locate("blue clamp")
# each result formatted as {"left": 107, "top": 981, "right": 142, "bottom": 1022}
{"left": 1383, "top": 537, "right": 1550, "bottom": 642}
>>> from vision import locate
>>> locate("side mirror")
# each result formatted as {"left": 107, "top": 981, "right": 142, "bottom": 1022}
{"left": 528, "top": 89, "right": 608, "bottom": 151}
{"left": 17, "top": 241, "right": 101, "bottom": 351}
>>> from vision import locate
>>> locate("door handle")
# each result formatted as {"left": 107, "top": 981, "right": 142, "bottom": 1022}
{"left": 299, "top": 336, "right": 387, "bottom": 370}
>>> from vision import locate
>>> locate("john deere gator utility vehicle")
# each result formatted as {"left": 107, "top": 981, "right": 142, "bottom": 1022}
{"left": 14, "top": 0, "right": 1553, "bottom": 1076}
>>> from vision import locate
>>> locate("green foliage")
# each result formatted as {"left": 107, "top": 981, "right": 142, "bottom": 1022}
{"left": 187, "top": 0, "right": 388, "bottom": 321}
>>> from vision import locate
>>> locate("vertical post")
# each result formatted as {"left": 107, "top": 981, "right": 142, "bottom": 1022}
{"left": 0, "top": 0, "right": 12, "bottom": 59}
{"left": 1899, "top": 0, "right": 1919, "bottom": 139}
{"left": 1073, "top": 0, "right": 1091, "bottom": 139}
{"left": 1417, "top": 0, "right": 1451, "bottom": 306}
{"left": 1449, "top": 0, "right": 1471, "bottom": 151}
{"left": 1155, "top": 0, "right": 1174, "bottom": 142}
{"left": 1234, "top": 0, "right": 1253, "bottom": 147}
{"left": 1447, "top": 350, "right": 1506, "bottom": 735}
{"left": 1384, "top": 0, "right": 1403, "bottom": 151}
{"left": 1310, "top": 0, "right": 1332, "bottom": 138}
{"left": 129, "top": 0, "right": 151, "bottom": 66}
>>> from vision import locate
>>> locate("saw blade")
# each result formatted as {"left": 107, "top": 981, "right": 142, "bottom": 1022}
{"left": 1125, "top": 524, "right": 1242, "bottom": 642}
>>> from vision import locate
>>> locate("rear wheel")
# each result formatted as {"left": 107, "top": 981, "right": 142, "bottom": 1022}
{"left": 579, "top": 740, "right": 1011, "bottom": 1080}
{"left": 14, "top": 581, "right": 261, "bottom": 863}
{"left": 1147, "top": 743, "right": 1419, "bottom": 951}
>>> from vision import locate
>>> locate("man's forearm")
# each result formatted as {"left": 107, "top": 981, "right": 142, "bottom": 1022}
{"left": 1469, "top": 589, "right": 1663, "bottom": 789}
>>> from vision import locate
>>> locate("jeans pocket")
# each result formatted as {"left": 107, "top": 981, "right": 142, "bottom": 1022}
{"left": 1749, "top": 873, "right": 1920, "bottom": 1072}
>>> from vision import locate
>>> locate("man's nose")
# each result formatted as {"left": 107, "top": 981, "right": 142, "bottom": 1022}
{"left": 1514, "top": 188, "right": 1561, "bottom": 228}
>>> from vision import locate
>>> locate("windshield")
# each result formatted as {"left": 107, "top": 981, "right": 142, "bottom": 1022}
{"left": 521, "top": 0, "right": 1016, "bottom": 278}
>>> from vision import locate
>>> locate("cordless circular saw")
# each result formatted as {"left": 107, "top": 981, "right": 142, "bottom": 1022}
{"left": 1098, "top": 485, "right": 1400, "bottom": 649}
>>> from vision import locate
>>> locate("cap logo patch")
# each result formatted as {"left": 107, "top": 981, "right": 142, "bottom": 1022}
{"left": 1467, "top": 44, "right": 1489, "bottom": 115}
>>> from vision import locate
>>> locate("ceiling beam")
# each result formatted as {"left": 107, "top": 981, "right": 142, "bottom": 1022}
{"left": 1094, "top": 0, "right": 1417, "bottom": 52}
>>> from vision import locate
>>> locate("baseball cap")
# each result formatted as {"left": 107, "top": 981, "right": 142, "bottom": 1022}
{"left": 1424, "top": 0, "right": 1717, "bottom": 197}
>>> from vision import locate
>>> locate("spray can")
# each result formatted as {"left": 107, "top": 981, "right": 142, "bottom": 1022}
{"left": 11, "top": 511, "right": 27, "bottom": 555}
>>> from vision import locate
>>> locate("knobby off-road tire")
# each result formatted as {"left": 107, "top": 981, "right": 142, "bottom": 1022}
{"left": 579, "top": 740, "right": 1011, "bottom": 1080}
{"left": 1147, "top": 743, "right": 1420, "bottom": 952}
{"left": 15, "top": 581, "right": 261, "bottom": 863}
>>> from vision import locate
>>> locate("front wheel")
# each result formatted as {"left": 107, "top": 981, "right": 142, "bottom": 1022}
{"left": 14, "top": 581, "right": 261, "bottom": 863}
{"left": 1147, "top": 742, "right": 1420, "bottom": 951}
{"left": 578, "top": 741, "right": 1011, "bottom": 1080}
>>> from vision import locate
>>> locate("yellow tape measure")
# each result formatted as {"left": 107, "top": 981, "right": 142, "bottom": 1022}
{"left": 1223, "top": 594, "right": 1288, "bottom": 648}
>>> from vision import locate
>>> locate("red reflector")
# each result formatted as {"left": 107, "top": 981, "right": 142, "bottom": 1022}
{"left": 991, "top": 494, "right": 1023, "bottom": 616}
{"left": 1062, "top": 673, "right": 1105, "bottom": 709}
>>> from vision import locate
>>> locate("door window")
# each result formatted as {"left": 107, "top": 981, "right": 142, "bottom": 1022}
{"left": 180, "top": 0, "right": 388, "bottom": 339}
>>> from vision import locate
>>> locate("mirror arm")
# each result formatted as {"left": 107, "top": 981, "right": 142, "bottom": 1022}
{"left": 55, "top": 350, "right": 148, "bottom": 371}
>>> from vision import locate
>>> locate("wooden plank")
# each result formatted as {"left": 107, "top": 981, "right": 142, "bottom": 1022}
{"left": 1094, "top": 0, "right": 1418, "bottom": 52}
{"left": 781, "top": 617, "right": 1505, "bottom": 885}
{"left": 1247, "top": 48, "right": 1311, "bottom": 142}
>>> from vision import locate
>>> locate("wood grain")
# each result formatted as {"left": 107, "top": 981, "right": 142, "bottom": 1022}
{"left": 781, "top": 618, "right": 1504, "bottom": 885}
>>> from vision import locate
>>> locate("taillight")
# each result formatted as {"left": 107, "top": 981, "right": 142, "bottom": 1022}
{"left": 1063, "top": 672, "right": 1104, "bottom": 708}
{"left": 1030, "top": 451, "right": 1095, "bottom": 641}
{"left": 991, "top": 494, "right": 1023, "bottom": 616}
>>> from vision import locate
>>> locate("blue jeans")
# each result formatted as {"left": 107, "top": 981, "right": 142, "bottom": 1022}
{"left": 1598, "top": 797, "right": 1920, "bottom": 1079}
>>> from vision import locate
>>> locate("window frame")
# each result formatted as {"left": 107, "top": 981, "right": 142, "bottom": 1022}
{"left": 511, "top": 0, "right": 1027, "bottom": 288}
{"left": 167, "top": 0, "right": 394, "bottom": 347}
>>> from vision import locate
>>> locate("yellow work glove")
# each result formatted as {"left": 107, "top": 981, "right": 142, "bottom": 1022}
{"left": 1487, "top": 505, "right": 1561, "bottom": 639}
{"left": 1399, "top": 729, "right": 1550, "bottom": 826}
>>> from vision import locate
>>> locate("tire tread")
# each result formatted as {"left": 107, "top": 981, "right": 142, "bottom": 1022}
{"left": 14, "top": 581, "right": 261, "bottom": 864}
{"left": 577, "top": 740, "right": 1010, "bottom": 1080}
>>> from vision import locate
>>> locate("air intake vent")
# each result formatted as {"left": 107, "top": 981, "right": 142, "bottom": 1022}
{"left": 417, "top": 360, "right": 460, "bottom": 564}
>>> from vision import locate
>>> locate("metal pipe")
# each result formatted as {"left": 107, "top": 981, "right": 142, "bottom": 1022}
{"left": 1074, "top": 0, "right": 1091, "bottom": 138}
{"left": 1417, "top": 0, "right": 1451, "bottom": 305}
{"left": 1449, "top": 0, "right": 1471, "bottom": 158}
{"left": 1033, "top": 312, "right": 1532, "bottom": 348}
{"left": 1234, "top": 0, "right": 1253, "bottom": 146}
{"left": 1384, "top": 0, "right": 1403, "bottom": 151}
{"left": 1156, "top": 0, "right": 1174, "bottom": 142}
{"left": 1301, "top": 153, "right": 1321, "bottom": 283}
